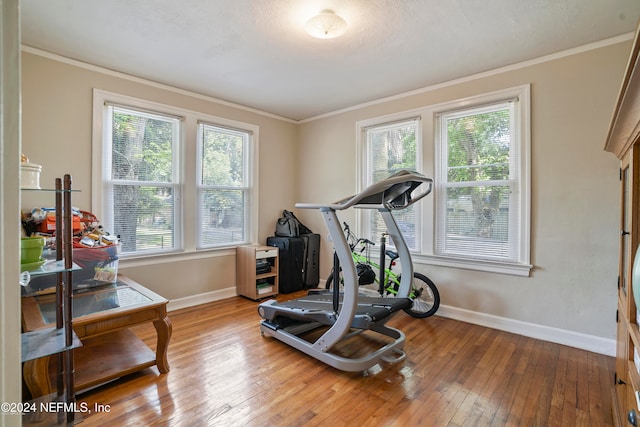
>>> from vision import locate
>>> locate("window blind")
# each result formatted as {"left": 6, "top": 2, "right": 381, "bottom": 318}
{"left": 103, "top": 105, "right": 180, "bottom": 254}
{"left": 365, "top": 118, "right": 421, "bottom": 250}
{"left": 196, "top": 123, "right": 249, "bottom": 247}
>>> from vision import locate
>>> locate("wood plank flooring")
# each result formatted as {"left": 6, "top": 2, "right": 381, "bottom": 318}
{"left": 72, "top": 292, "right": 615, "bottom": 426}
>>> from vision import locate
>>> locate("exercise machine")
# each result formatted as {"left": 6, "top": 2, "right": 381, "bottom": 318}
{"left": 258, "top": 170, "right": 433, "bottom": 372}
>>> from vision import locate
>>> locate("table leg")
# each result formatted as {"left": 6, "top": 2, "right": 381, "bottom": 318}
{"left": 23, "top": 356, "right": 52, "bottom": 398}
{"left": 153, "top": 315, "right": 172, "bottom": 373}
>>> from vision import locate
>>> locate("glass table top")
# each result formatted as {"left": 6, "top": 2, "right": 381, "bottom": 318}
{"left": 37, "top": 281, "right": 151, "bottom": 324}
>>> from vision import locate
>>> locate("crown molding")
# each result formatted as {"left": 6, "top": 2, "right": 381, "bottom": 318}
{"left": 299, "top": 32, "right": 635, "bottom": 123}
{"left": 20, "top": 45, "right": 297, "bottom": 124}
{"left": 22, "top": 31, "right": 635, "bottom": 125}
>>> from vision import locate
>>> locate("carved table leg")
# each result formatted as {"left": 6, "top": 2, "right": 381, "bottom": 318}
{"left": 23, "top": 356, "right": 52, "bottom": 399}
{"left": 153, "top": 315, "right": 172, "bottom": 373}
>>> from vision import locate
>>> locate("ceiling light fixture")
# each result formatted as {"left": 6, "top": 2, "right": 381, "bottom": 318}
{"left": 305, "top": 9, "right": 347, "bottom": 39}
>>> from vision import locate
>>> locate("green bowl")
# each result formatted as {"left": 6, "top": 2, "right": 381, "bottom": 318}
{"left": 21, "top": 237, "right": 45, "bottom": 264}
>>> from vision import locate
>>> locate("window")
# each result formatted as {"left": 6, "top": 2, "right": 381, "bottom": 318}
{"left": 362, "top": 118, "right": 421, "bottom": 250}
{"left": 93, "top": 90, "right": 258, "bottom": 258}
{"left": 103, "top": 105, "right": 181, "bottom": 255}
{"left": 197, "top": 123, "right": 250, "bottom": 248}
{"left": 357, "top": 85, "right": 530, "bottom": 275}
{"left": 435, "top": 101, "right": 521, "bottom": 262}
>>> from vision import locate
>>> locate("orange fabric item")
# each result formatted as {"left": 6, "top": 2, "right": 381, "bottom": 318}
{"left": 38, "top": 213, "right": 83, "bottom": 233}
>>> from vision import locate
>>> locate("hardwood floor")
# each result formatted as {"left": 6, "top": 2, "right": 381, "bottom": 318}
{"left": 72, "top": 292, "right": 614, "bottom": 426}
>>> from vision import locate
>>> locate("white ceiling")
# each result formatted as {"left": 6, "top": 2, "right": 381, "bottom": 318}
{"left": 20, "top": 0, "right": 640, "bottom": 121}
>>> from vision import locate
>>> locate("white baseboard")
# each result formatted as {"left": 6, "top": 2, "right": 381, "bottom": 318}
{"left": 167, "top": 287, "right": 238, "bottom": 312}
{"left": 166, "top": 289, "right": 616, "bottom": 357}
{"left": 436, "top": 304, "right": 616, "bottom": 357}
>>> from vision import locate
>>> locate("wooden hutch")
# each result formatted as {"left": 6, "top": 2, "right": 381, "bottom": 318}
{"left": 605, "top": 22, "right": 640, "bottom": 427}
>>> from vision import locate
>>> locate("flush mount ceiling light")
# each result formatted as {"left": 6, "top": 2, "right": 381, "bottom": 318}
{"left": 305, "top": 9, "right": 348, "bottom": 39}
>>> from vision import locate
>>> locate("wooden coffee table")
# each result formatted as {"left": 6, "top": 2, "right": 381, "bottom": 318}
{"left": 22, "top": 275, "right": 172, "bottom": 398}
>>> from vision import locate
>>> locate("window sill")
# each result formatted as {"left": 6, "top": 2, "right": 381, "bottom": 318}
{"left": 413, "top": 253, "right": 533, "bottom": 277}
{"left": 118, "top": 247, "right": 237, "bottom": 269}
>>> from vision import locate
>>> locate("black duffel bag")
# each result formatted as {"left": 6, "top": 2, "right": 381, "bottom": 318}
{"left": 275, "top": 210, "right": 312, "bottom": 237}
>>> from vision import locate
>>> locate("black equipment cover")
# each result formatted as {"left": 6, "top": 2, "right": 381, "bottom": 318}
{"left": 300, "top": 233, "right": 320, "bottom": 287}
{"left": 266, "top": 236, "right": 305, "bottom": 293}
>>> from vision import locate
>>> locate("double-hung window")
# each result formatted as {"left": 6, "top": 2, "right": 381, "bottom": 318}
{"left": 102, "top": 104, "right": 181, "bottom": 255}
{"left": 435, "top": 100, "right": 522, "bottom": 262}
{"left": 197, "top": 123, "right": 250, "bottom": 248}
{"left": 358, "top": 85, "right": 530, "bottom": 275}
{"left": 362, "top": 118, "right": 421, "bottom": 250}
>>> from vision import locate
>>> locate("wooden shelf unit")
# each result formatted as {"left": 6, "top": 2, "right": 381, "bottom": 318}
{"left": 236, "top": 245, "right": 279, "bottom": 300}
{"left": 20, "top": 174, "right": 77, "bottom": 424}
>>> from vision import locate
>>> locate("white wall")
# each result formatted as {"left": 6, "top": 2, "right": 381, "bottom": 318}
{"left": 295, "top": 40, "right": 630, "bottom": 347}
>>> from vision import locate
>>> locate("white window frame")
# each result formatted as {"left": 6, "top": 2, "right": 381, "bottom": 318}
{"left": 196, "top": 122, "right": 253, "bottom": 249}
{"left": 356, "top": 85, "right": 531, "bottom": 276}
{"left": 92, "top": 89, "right": 259, "bottom": 260}
{"left": 359, "top": 117, "right": 423, "bottom": 251}
{"left": 101, "top": 104, "right": 182, "bottom": 256}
